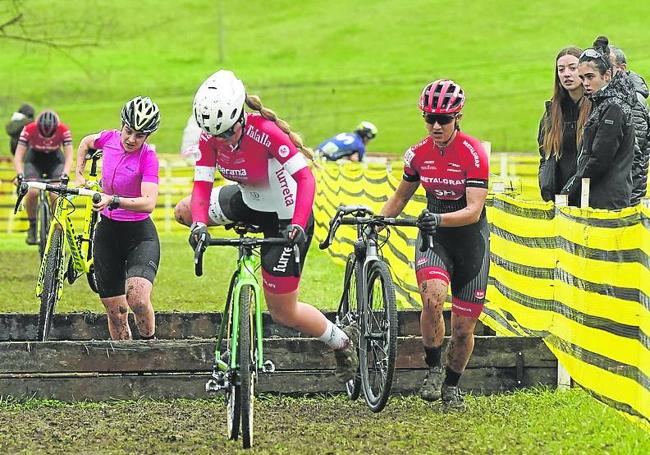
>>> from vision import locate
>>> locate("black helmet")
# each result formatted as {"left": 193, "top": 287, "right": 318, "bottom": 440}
{"left": 36, "top": 110, "right": 59, "bottom": 137}
{"left": 18, "top": 103, "right": 35, "bottom": 119}
{"left": 121, "top": 96, "right": 161, "bottom": 134}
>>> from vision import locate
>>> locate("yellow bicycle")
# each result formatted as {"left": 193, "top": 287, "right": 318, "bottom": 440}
{"left": 14, "top": 149, "right": 103, "bottom": 341}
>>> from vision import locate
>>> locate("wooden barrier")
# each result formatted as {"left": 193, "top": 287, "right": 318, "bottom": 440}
{"left": 0, "top": 310, "right": 495, "bottom": 341}
{"left": 0, "top": 336, "right": 555, "bottom": 401}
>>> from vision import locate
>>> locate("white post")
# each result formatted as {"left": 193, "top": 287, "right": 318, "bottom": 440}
{"left": 581, "top": 178, "right": 590, "bottom": 209}
{"left": 500, "top": 153, "right": 508, "bottom": 180}
{"left": 554, "top": 193, "right": 572, "bottom": 390}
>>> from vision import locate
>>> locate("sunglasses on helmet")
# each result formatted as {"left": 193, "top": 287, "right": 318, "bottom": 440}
{"left": 580, "top": 48, "right": 610, "bottom": 69}
{"left": 423, "top": 113, "right": 457, "bottom": 126}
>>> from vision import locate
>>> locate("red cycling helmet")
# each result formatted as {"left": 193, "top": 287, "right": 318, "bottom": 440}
{"left": 36, "top": 110, "right": 60, "bottom": 137}
{"left": 418, "top": 79, "right": 465, "bottom": 114}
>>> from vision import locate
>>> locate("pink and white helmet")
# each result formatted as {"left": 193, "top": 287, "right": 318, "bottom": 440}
{"left": 418, "top": 79, "right": 465, "bottom": 114}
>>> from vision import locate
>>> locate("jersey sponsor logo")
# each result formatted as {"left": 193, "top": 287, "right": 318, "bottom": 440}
{"left": 474, "top": 289, "right": 485, "bottom": 299}
{"left": 432, "top": 189, "right": 459, "bottom": 198}
{"left": 275, "top": 168, "right": 295, "bottom": 206}
{"left": 272, "top": 246, "right": 294, "bottom": 273}
{"left": 278, "top": 144, "right": 290, "bottom": 158}
{"left": 447, "top": 167, "right": 462, "bottom": 173}
{"left": 248, "top": 191, "right": 261, "bottom": 200}
{"left": 420, "top": 176, "right": 465, "bottom": 185}
{"left": 404, "top": 149, "right": 415, "bottom": 167}
{"left": 463, "top": 140, "right": 481, "bottom": 168}
{"left": 217, "top": 164, "right": 247, "bottom": 179}
{"left": 245, "top": 124, "right": 272, "bottom": 147}
{"left": 416, "top": 257, "right": 428, "bottom": 266}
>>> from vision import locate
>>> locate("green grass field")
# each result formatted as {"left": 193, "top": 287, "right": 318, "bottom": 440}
{"left": 0, "top": 232, "right": 343, "bottom": 313}
{"left": 1, "top": 388, "right": 648, "bottom": 454}
{"left": 2, "top": 0, "right": 650, "bottom": 155}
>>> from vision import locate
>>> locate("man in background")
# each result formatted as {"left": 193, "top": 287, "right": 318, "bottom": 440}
{"left": 611, "top": 46, "right": 650, "bottom": 205}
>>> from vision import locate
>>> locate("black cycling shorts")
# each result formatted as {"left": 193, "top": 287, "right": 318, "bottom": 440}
{"left": 93, "top": 215, "right": 160, "bottom": 298}
{"left": 23, "top": 149, "right": 64, "bottom": 180}
{"left": 214, "top": 184, "right": 314, "bottom": 293}
{"left": 414, "top": 219, "right": 490, "bottom": 318}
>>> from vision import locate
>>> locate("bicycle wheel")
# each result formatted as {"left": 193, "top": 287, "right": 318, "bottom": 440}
{"left": 225, "top": 287, "right": 241, "bottom": 442}
{"left": 239, "top": 284, "right": 256, "bottom": 449}
{"left": 359, "top": 260, "right": 398, "bottom": 412}
{"left": 37, "top": 194, "right": 50, "bottom": 258}
{"left": 338, "top": 253, "right": 361, "bottom": 400}
{"left": 85, "top": 211, "right": 99, "bottom": 293}
{"left": 37, "top": 226, "right": 64, "bottom": 341}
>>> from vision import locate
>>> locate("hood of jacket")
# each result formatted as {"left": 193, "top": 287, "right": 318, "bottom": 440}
{"left": 628, "top": 71, "right": 649, "bottom": 99}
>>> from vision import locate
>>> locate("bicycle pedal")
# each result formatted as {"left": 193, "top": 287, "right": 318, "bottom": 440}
{"left": 262, "top": 360, "right": 276, "bottom": 373}
{"left": 205, "top": 379, "right": 222, "bottom": 393}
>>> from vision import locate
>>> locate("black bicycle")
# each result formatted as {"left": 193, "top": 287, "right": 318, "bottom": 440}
{"left": 320, "top": 205, "right": 432, "bottom": 412}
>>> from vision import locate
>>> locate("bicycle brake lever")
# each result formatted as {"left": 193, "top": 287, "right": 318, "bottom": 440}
{"left": 13, "top": 183, "right": 29, "bottom": 214}
{"left": 292, "top": 243, "right": 301, "bottom": 278}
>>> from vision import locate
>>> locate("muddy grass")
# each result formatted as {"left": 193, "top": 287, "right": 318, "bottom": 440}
{"left": 0, "top": 388, "right": 648, "bottom": 454}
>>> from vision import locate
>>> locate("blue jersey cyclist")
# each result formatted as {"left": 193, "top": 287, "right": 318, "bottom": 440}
{"left": 378, "top": 79, "right": 490, "bottom": 411}
{"left": 315, "top": 121, "right": 377, "bottom": 162}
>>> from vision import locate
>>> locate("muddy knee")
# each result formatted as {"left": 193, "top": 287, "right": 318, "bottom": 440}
{"left": 174, "top": 198, "right": 192, "bottom": 226}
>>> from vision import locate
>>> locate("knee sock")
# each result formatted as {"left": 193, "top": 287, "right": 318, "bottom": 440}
{"left": 424, "top": 345, "right": 442, "bottom": 368}
{"left": 444, "top": 366, "right": 462, "bottom": 386}
{"left": 317, "top": 320, "right": 348, "bottom": 350}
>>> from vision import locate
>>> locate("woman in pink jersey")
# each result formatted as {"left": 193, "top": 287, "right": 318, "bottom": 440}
{"left": 379, "top": 80, "right": 490, "bottom": 411}
{"left": 174, "top": 70, "right": 359, "bottom": 382}
{"left": 75, "top": 96, "right": 161, "bottom": 341}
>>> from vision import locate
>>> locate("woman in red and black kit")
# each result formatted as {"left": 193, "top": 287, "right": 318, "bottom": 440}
{"left": 379, "top": 80, "right": 490, "bottom": 410}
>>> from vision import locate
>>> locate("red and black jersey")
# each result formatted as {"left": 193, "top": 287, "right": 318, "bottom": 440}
{"left": 403, "top": 132, "right": 489, "bottom": 217}
{"left": 18, "top": 122, "right": 72, "bottom": 153}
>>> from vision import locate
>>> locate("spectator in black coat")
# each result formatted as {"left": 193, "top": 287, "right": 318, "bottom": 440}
{"left": 537, "top": 47, "right": 591, "bottom": 204}
{"left": 5, "top": 103, "right": 35, "bottom": 155}
{"left": 561, "top": 36, "right": 636, "bottom": 209}
{"left": 610, "top": 46, "right": 650, "bottom": 205}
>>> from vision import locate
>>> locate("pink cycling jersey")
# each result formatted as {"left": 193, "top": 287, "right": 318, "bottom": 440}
{"left": 94, "top": 130, "right": 159, "bottom": 222}
{"left": 18, "top": 122, "right": 72, "bottom": 153}
{"left": 191, "top": 113, "right": 315, "bottom": 228}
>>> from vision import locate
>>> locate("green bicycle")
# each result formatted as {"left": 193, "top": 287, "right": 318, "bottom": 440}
{"left": 194, "top": 223, "right": 299, "bottom": 449}
{"left": 14, "top": 149, "right": 103, "bottom": 341}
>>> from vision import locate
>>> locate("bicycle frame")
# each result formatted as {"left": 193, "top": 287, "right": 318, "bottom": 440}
{"left": 34, "top": 181, "right": 100, "bottom": 298}
{"left": 214, "top": 244, "right": 265, "bottom": 373}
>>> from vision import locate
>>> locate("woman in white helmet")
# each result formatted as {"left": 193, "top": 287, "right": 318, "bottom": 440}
{"left": 315, "top": 121, "right": 378, "bottom": 162}
{"left": 75, "top": 96, "right": 161, "bottom": 340}
{"left": 174, "top": 70, "right": 359, "bottom": 383}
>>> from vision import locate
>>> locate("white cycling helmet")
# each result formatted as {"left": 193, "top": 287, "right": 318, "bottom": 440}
{"left": 355, "top": 121, "right": 378, "bottom": 140}
{"left": 193, "top": 70, "right": 246, "bottom": 136}
{"left": 121, "top": 96, "right": 160, "bottom": 134}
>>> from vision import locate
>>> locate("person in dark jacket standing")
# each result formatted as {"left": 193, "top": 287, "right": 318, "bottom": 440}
{"left": 610, "top": 46, "right": 650, "bottom": 205}
{"left": 561, "top": 36, "right": 635, "bottom": 209}
{"left": 537, "top": 47, "right": 591, "bottom": 204}
{"left": 5, "top": 103, "right": 35, "bottom": 155}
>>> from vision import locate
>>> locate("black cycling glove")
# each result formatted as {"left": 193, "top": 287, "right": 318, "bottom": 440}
{"left": 418, "top": 210, "right": 442, "bottom": 234}
{"left": 189, "top": 222, "right": 209, "bottom": 249}
{"left": 284, "top": 224, "right": 307, "bottom": 248}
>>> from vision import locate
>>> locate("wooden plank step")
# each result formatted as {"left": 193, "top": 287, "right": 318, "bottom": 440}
{"left": 0, "top": 310, "right": 494, "bottom": 341}
{"left": 0, "top": 367, "right": 556, "bottom": 401}
{"left": 0, "top": 336, "right": 554, "bottom": 374}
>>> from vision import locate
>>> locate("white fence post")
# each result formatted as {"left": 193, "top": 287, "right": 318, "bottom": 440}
{"left": 554, "top": 193, "right": 572, "bottom": 390}
{"left": 581, "top": 178, "right": 590, "bottom": 209}
{"left": 163, "top": 159, "right": 172, "bottom": 233}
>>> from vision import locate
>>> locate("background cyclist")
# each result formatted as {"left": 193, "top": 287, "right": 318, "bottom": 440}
{"left": 174, "top": 69, "right": 359, "bottom": 383}
{"left": 75, "top": 96, "right": 161, "bottom": 341}
{"left": 13, "top": 110, "right": 73, "bottom": 244}
{"left": 315, "top": 121, "right": 378, "bottom": 162}
{"left": 5, "top": 103, "right": 35, "bottom": 155}
{"left": 378, "top": 79, "right": 490, "bottom": 411}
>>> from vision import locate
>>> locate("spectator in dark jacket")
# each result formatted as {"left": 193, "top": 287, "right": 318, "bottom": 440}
{"left": 610, "top": 46, "right": 650, "bottom": 205}
{"left": 562, "top": 36, "right": 635, "bottom": 209}
{"left": 537, "top": 47, "right": 591, "bottom": 204}
{"left": 5, "top": 103, "right": 35, "bottom": 155}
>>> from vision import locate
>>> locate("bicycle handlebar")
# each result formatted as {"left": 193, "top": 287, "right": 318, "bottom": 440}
{"left": 319, "top": 204, "right": 434, "bottom": 252}
{"left": 14, "top": 181, "right": 102, "bottom": 214}
{"left": 194, "top": 235, "right": 301, "bottom": 277}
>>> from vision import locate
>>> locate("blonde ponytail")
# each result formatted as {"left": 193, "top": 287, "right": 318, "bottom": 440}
{"left": 245, "top": 95, "right": 315, "bottom": 161}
